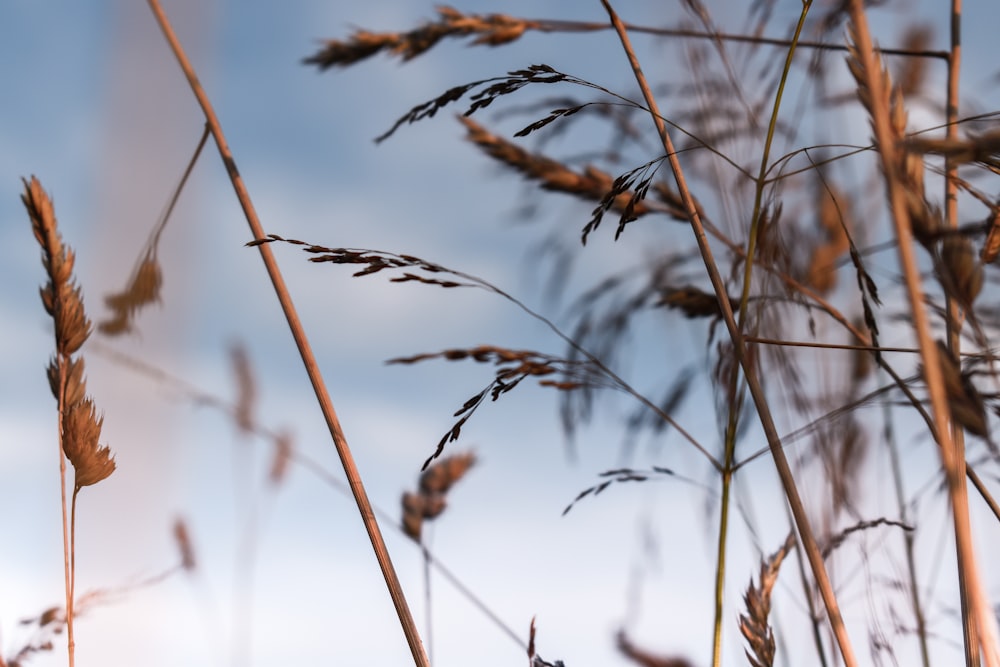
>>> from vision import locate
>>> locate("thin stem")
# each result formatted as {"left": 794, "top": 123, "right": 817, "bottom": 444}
{"left": 89, "top": 337, "right": 531, "bottom": 652}
{"left": 966, "top": 466, "right": 1000, "bottom": 524}
{"left": 944, "top": 2, "right": 978, "bottom": 663}
{"left": 746, "top": 337, "right": 920, "bottom": 354}
{"left": 785, "top": 503, "right": 831, "bottom": 667}
{"left": 57, "top": 363, "right": 74, "bottom": 667}
{"left": 598, "top": 2, "right": 858, "bottom": 666}
{"left": 143, "top": 2, "right": 429, "bottom": 665}
{"left": 884, "top": 394, "right": 931, "bottom": 667}
{"left": 738, "top": 0, "right": 811, "bottom": 332}
{"left": 422, "top": 543, "right": 434, "bottom": 666}
{"left": 69, "top": 487, "right": 79, "bottom": 667}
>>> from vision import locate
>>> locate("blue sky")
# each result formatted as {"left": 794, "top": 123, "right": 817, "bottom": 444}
{"left": 2, "top": 1, "right": 1000, "bottom": 666}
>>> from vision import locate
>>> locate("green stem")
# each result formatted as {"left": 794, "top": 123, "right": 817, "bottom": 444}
{"left": 710, "top": 468, "right": 733, "bottom": 667}
{"left": 737, "top": 0, "right": 812, "bottom": 330}
{"left": 711, "top": 5, "right": 811, "bottom": 667}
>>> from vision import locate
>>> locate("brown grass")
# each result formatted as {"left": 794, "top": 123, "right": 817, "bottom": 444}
{"left": 23, "top": 176, "right": 116, "bottom": 667}
{"left": 12, "top": 1, "right": 1000, "bottom": 666}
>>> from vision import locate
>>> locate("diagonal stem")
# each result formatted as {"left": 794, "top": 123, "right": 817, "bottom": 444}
{"left": 144, "top": 2, "right": 429, "bottom": 665}
{"left": 597, "top": 2, "right": 858, "bottom": 665}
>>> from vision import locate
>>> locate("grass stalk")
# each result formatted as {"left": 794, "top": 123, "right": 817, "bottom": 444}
{"left": 59, "top": 365, "right": 75, "bottom": 667}
{"left": 711, "top": 5, "right": 811, "bottom": 666}
{"left": 845, "top": 1, "right": 1000, "bottom": 664}
{"left": 598, "top": 2, "right": 859, "bottom": 665}
{"left": 944, "top": 2, "right": 978, "bottom": 664}
{"left": 143, "top": 2, "right": 429, "bottom": 665}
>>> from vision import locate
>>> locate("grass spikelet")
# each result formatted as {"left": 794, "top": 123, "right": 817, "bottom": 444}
{"left": 100, "top": 252, "right": 163, "bottom": 335}
{"left": 303, "top": 5, "right": 539, "bottom": 69}
{"left": 230, "top": 342, "right": 257, "bottom": 435}
{"left": 806, "top": 184, "right": 851, "bottom": 294}
{"left": 926, "top": 340, "right": 989, "bottom": 438}
{"left": 400, "top": 451, "right": 476, "bottom": 541}
{"left": 939, "top": 235, "right": 984, "bottom": 309}
{"left": 24, "top": 176, "right": 117, "bottom": 491}
{"left": 894, "top": 25, "right": 932, "bottom": 98}
{"left": 655, "top": 285, "right": 734, "bottom": 318}
{"left": 460, "top": 116, "right": 686, "bottom": 225}
{"left": 980, "top": 202, "right": 1000, "bottom": 263}
{"left": 739, "top": 533, "right": 795, "bottom": 667}
{"left": 268, "top": 431, "right": 294, "bottom": 487}
{"left": 172, "top": 518, "right": 197, "bottom": 572}
{"left": 420, "top": 451, "right": 476, "bottom": 495}
{"left": 61, "top": 398, "right": 115, "bottom": 489}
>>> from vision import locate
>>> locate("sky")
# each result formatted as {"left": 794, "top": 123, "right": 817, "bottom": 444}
{"left": 2, "top": 1, "right": 1000, "bottom": 667}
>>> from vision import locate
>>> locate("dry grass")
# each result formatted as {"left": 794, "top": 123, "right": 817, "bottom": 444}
{"left": 739, "top": 534, "right": 795, "bottom": 667}
{"left": 22, "top": 176, "right": 116, "bottom": 667}
{"left": 11, "top": 1, "right": 1000, "bottom": 666}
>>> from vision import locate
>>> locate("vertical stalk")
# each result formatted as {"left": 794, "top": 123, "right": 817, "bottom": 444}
{"left": 845, "top": 2, "right": 1000, "bottom": 665}
{"left": 943, "top": 2, "right": 978, "bottom": 664}
{"left": 144, "top": 2, "right": 429, "bottom": 665}
{"left": 57, "top": 365, "right": 75, "bottom": 667}
{"left": 598, "top": 3, "right": 858, "bottom": 666}
{"left": 711, "top": 5, "right": 811, "bottom": 666}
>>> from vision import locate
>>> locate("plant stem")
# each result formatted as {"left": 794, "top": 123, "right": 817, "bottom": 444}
{"left": 884, "top": 390, "right": 931, "bottom": 667}
{"left": 711, "top": 5, "right": 811, "bottom": 665}
{"left": 144, "top": 2, "right": 429, "bottom": 665}
{"left": 599, "top": 2, "right": 858, "bottom": 666}
{"left": 69, "top": 487, "right": 79, "bottom": 667}
{"left": 845, "top": 1, "right": 1000, "bottom": 665}
{"left": 944, "top": 1, "right": 978, "bottom": 664}
{"left": 57, "top": 363, "right": 74, "bottom": 667}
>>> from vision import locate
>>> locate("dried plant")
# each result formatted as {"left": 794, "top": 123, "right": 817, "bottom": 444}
{"left": 616, "top": 630, "right": 694, "bottom": 667}
{"left": 13, "top": 1, "right": 1000, "bottom": 666}
{"left": 23, "top": 176, "right": 116, "bottom": 667}
{"left": 739, "top": 534, "right": 795, "bottom": 667}
{"left": 401, "top": 451, "right": 477, "bottom": 541}
{"left": 284, "top": 0, "right": 1000, "bottom": 660}
{"left": 99, "top": 126, "right": 207, "bottom": 336}
{"left": 303, "top": 5, "right": 540, "bottom": 69}
{"left": 527, "top": 617, "right": 566, "bottom": 667}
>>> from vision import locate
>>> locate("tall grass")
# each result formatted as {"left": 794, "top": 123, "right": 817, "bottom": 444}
{"left": 7, "top": 1, "right": 1000, "bottom": 666}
